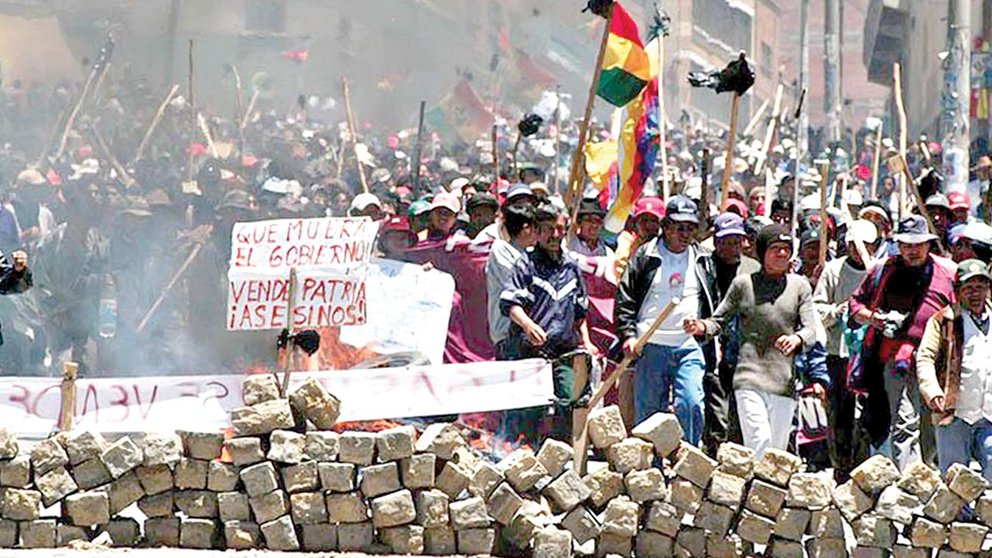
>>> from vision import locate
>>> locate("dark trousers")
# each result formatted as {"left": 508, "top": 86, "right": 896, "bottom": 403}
{"left": 827, "top": 355, "right": 868, "bottom": 481}
{"left": 702, "top": 360, "right": 741, "bottom": 457}
{"left": 499, "top": 341, "right": 577, "bottom": 446}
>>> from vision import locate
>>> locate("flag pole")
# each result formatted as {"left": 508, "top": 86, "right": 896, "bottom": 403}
{"left": 565, "top": 4, "right": 616, "bottom": 212}
{"left": 553, "top": 85, "right": 562, "bottom": 195}
{"left": 657, "top": 34, "right": 670, "bottom": 201}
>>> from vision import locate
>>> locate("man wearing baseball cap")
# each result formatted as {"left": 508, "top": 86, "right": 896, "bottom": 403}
{"left": 813, "top": 219, "right": 879, "bottom": 480}
{"left": 570, "top": 198, "right": 612, "bottom": 258}
{"left": 615, "top": 195, "right": 712, "bottom": 445}
{"left": 697, "top": 212, "right": 760, "bottom": 454}
{"left": 614, "top": 196, "right": 664, "bottom": 280}
{"left": 948, "top": 192, "right": 971, "bottom": 226}
{"left": 917, "top": 259, "right": 992, "bottom": 480}
{"left": 849, "top": 214, "right": 957, "bottom": 471}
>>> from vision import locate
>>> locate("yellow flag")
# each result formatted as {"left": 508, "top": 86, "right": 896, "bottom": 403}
{"left": 584, "top": 141, "right": 619, "bottom": 190}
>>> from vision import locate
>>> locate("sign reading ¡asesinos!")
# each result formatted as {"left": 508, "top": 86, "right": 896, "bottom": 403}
{"left": 226, "top": 217, "right": 379, "bottom": 331}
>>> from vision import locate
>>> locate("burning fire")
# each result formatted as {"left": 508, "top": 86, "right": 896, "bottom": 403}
{"left": 458, "top": 412, "right": 532, "bottom": 462}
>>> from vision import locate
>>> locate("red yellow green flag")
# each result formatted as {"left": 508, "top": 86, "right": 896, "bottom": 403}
{"left": 596, "top": 3, "right": 650, "bottom": 107}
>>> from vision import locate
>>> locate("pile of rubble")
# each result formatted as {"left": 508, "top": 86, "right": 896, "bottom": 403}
{"left": 0, "top": 374, "right": 991, "bottom": 557}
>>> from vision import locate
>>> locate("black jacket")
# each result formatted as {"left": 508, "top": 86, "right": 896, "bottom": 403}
{"left": 613, "top": 238, "right": 717, "bottom": 343}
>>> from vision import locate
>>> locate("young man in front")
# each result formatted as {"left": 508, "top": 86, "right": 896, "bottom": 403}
{"left": 500, "top": 202, "right": 592, "bottom": 443}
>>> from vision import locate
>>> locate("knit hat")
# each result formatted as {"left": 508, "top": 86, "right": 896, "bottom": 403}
{"left": 756, "top": 223, "right": 794, "bottom": 262}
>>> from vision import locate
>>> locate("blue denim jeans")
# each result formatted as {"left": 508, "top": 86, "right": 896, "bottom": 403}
{"left": 634, "top": 342, "right": 705, "bottom": 445}
{"left": 935, "top": 417, "right": 992, "bottom": 483}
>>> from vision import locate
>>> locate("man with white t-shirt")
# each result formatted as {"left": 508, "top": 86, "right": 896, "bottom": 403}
{"left": 614, "top": 195, "right": 714, "bottom": 444}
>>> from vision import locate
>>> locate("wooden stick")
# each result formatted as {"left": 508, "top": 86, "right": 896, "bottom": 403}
{"left": 869, "top": 125, "right": 883, "bottom": 199}
{"left": 565, "top": 5, "right": 615, "bottom": 209}
{"left": 657, "top": 35, "right": 671, "bottom": 201}
{"left": 88, "top": 123, "right": 135, "bottom": 188}
{"left": 817, "top": 161, "right": 830, "bottom": 268}
{"left": 55, "top": 65, "right": 99, "bottom": 161}
{"left": 893, "top": 63, "right": 908, "bottom": 219}
{"left": 719, "top": 92, "right": 742, "bottom": 210}
{"left": 280, "top": 267, "right": 299, "bottom": 398}
{"left": 133, "top": 84, "right": 180, "bottom": 163}
{"left": 898, "top": 153, "right": 937, "bottom": 234}
{"left": 342, "top": 78, "right": 369, "bottom": 194}
{"left": 412, "top": 100, "right": 426, "bottom": 191}
{"left": 197, "top": 112, "right": 219, "bottom": 159}
{"left": 187, "top": 39, "right": 196, "bottom": 186}
{"left": 697, "top": 148, "right": 711, "bottom": 238}
{"left": 240, "top": 89, "right": 259, "bottom": 135}
{"left": 511, "top": 132, "right": 522, "bottom": 174}
{"left": 838, "top": 174, "right": 874, "bottom": 266}
{"left": 58, "top": 361, "right": 79, "bottom": 432}
{"left": 742, "top": 98, "right": 770, "bottom": 137}
{"left": 553, "top": 86, "right": 562, "bottom": 195}
{"left": 572, "top": 298, "right": 680, "bottom": 473}
{"left": 754, "top": 84, "right": 784, "bottom": 176}
{"left": 491, "top": 124, "right": 499, "bottom": 177}
{"left": 136, "top": 232, "right": 210, "bottom": 333}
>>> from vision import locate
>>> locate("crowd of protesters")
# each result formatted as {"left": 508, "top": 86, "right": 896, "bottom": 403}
{"left": 3, "top": 69, "right": 992, "bottom": 482}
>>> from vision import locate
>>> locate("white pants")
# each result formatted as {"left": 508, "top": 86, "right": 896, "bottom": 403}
{"left": 735, "top": 389, "right": 797, "bottom": 457}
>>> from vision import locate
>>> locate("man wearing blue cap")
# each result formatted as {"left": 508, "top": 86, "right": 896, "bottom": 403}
{"left": 615, "top": 195, "right": 713, "bottom": 445}
{"left": 697, "top": 211, "right": 760, "bottom": 455}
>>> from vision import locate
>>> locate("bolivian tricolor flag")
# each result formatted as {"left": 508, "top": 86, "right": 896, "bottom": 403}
{"left": 596, "top": 3, "right": 651, "bottom": 107}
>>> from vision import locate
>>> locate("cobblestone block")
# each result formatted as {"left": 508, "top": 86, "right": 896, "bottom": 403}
{"left": 544, "top": 469, "right": 591, "bottom": 511}
{"left": 223, "top": 437, "right": 264, "bottom": 467}
{"left": 249, "top": 489, "right": 289, "bottom": 524}
{"left": 267, "top": 430, "right": 306, "bottom": 464}
{"left": 260, "top": 514, "right": 299, "bottom": 551}
{"left": 401, "top": 454, "right": 435, "bottom": 489}
{"left": 625, "top": 468, "right": 669, "bottom": 503}
{"left": 288, "top": 376, "right": 341, "bottom": 430}
{"left": 282, "top": 461, "right": 319, "bottom": 493}
{"left": 851, "top": 455, "right": 901, "bottom": 496}
{"left": 747, "top": 479, "right": 788, "bottom": 518}
{"left": 587, "top": 405, "right": 627, "bottom": 449}
{"left": 290, "top": 491, "right": 328, "bottom": 525}
{"left": 304, "top": 431, "right": 339, "bottom": 461}
{"left": 753, "top": 449, "right": 803, "bottom": 487}
{"left": 339, "top": 432, "right": 377, "bottom": 465}
{"left": 175, "top": 489, "right": 218, "bottom": 518}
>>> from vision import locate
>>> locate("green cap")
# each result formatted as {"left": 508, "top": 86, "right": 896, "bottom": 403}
{"left": 956, "top": 259, "right": 990, "bottom": 286}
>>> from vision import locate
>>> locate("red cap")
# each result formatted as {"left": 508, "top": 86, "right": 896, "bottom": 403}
{"left": 380, "top": 216, "right": 417, "bottom": 246}
{"left": 725, "top": 198, "right": 749, "bottom": 218}
{"left": 633, "top": 196, "right": 665, "bottom": 219}
{"left": 948, "top": 191, "right": 970, "bottom": 210}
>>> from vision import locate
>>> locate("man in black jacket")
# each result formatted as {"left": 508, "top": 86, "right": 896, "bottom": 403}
{"left": 614, "top": 195, "right": 716, "bottom": 445}
{"left": 696, "top": 212, "right": 760, "bottom": 454}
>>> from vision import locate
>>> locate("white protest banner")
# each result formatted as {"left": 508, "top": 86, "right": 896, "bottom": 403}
{"left": 229, "top": 216, "right": 378, "bottom": 269}
{"left": 227, "top": 216, "right": 379, "bottom": 330}
{"left": 338, "top": 258, "right": 454, "bottom": 364}
{"left": 0, "top": 359, "right": 553, "bottom": 436}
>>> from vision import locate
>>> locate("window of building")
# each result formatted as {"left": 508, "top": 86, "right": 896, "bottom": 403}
{"left": 761, "top": 42, "right": 773, "bottom": 77}
{"left": 245, "top": 0, "right": 286, "bottom": 33}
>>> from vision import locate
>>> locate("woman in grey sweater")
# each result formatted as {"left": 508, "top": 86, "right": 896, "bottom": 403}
{"left": 685, "top": 224, "right": 819, "bottom": 456}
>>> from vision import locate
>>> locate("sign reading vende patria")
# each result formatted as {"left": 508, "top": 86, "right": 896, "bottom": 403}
{"left": 226, "top": 217, "right": 379, "bottom": 330}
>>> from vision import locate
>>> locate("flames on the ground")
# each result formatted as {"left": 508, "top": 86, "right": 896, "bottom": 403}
{"left": 458, "top": 412, "right": 532, "bottom": 462}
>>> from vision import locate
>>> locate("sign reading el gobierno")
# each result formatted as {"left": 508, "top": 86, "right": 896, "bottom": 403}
{"left": 226, "top": 217, "right": 379, "bottom": 330}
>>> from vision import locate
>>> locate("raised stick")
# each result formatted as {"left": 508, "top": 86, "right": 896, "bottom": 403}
{"left": 186, "top": 39, "right": 196, "bottom": 186}
{"left": 88, "top": 123, "right": 135, "bottom": 188}
{"left": 133, "top": 84, "right": 180, "bottom": 163}
{"left": 565, "top": 5, "right": 615, "bottom": 209}
{"left": 742, "top": 98, "right": 770, "bottom": 137}
{"left": 342, "top": 78, "right": 369, "bottom": 194}
{"left": 553, "top": 86, "right": 562, "bottom": 195}
{"left": 893, "top": 63, "right": 908, "bottom": 219}
{"left": 572, "top": 298, "right": 679, "bottom": 474}
{"left": 412, "top": 100, "right": 426, "bottom": 191}
{"left": 868, "top": 125, "right": 883, "bottom": 199}
{"left": 719, "top": 92, "right": 742, "bottom": 210}
{"left": 197, "top": 112, "right": 219, "bottom": 159}
{"left": 491, "top": 124, "right": 499, "bottom": 177}
{"left": 58, "top": 362, "right": 79, "bottom": 432}
{"left": 657, "top": 35, "right": 671, "bottom": 201}
{"left": 240, "top": 89, "right": 259, "bottom": 135}
{"left": 136, "top": 231, "right": 210, "bottom": 333}
{"left": 754, "top": 83, "right": 784, "bottom": 176}
{"left": 817, "top": 160, "right": 830, "bottom": 268}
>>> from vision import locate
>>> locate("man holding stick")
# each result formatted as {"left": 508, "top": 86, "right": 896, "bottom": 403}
{"left": 614, "top": 195, "right": 710, "bottom": 445}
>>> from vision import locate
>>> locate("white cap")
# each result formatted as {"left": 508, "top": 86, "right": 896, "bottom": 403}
{"left": 430, "top": 192, "right": 461, "bottom": 214}
{"left": 448, "top": 177, "right": 470, "bottom": 192}
{"left": 799, "top": 193, "right": 820, "bottom": 211}
{"left": 349, "top": 192, "right": 381, "bottom": 214}
{"left": 848, "top": 219, "right": 879, "bottom": 245}
{"left": 843, "top": 189, "right": 864, "bottom": 206}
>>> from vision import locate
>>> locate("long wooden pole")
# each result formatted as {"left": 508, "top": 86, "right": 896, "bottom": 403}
{"left": 491, "top": 124, "right": 499, "bottom": 178}
{"left": 893, "top": 63, "right": 908, "bottom": 219}
{"left": 553, "top": 86, "right": 562, "bottom": 195}
{"left": 754, "top": 84, "right": 784, "bottom": 176}
{"left": 868, "top": 125, "right": 883, "bottom": 199}
{"left": 136, "top": 232, "right": 210, "bottom": 333}
{"left": 54, "top": 66, "right": 99, "bottom": 161}
{"left": 817, "top": 161, "right": 830, "bottom": 267}
{"left": 565, "top": 5, "right": 615, "bottom": 209}
{"left": 187, "top": 39, "right": 195, "bottom": 186}
{"left": 719, "top": 92, "right": 742, "bottom": 210}
{"left": 742, "top": 98, "right": 770, "bottom": 137}
{"left": 572, "top": 298, "right": 680, "bottom": 474}
{"left": 88, "top": 123, "right": 135, "bottom": 188}
{"left": 412, "top": 100, "right": 426, "bottom": 191}
{"left": 898, "top": 153, "right": 937, "bottom": 234}
{"left": 657, "top": 35, "right": 671, "bottom": 201}
{"left": 342, "top": 78, "right": 369, "bottom": 194}
{"left": 133, "top": 84, "right": 180, "bottom": 163}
